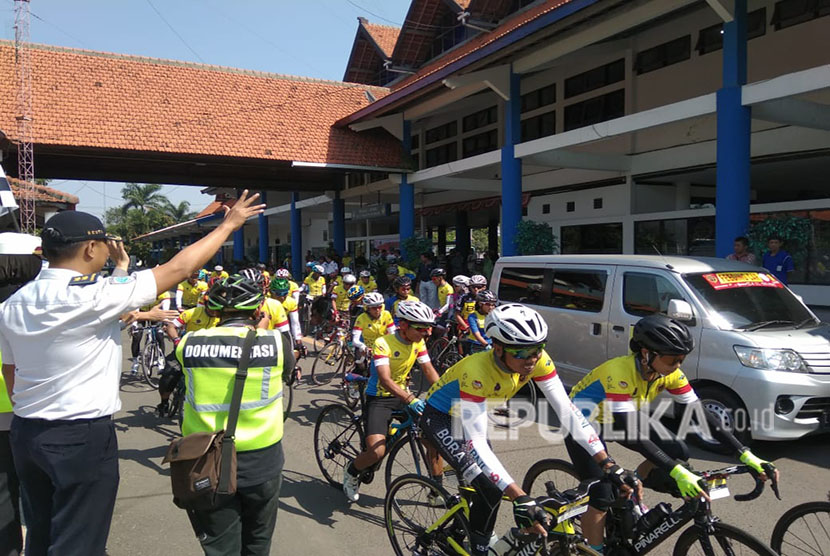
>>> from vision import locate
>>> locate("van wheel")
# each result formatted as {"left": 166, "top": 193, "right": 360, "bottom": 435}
{"left": 689, "top": 385, "right": 751, "bottom": 454}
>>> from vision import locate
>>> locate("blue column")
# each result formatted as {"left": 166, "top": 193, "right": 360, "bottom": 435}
{"left": 399, "top": 119, "right": 415, "bottom": 259}
{"left": 333, "top": 189, "right": 346, "bottom": 256}
{"left": 258, "top": 191, "right": 269, "bottom": 263}
{"left": 501, "top": 68, "right": 522, "bottom": 256}
{"left": 715, "top": 0, "right": 750, "bottom": 258}
{"left": 291, "top": 192, "right": 303, "bottom": 279}
{"left": 233, "top": 227, "right": 244, "bottom": 262}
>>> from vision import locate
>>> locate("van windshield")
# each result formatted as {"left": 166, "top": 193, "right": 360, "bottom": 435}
{"left": 683, "top": 272, "right": 815, "bottom": 330}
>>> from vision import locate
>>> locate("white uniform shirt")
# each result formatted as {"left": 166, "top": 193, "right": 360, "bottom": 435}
{"left": 324, "top": 261, "right": 338, "bottom": 275}
{"left": 0, "top": 268, "right": 157, "bottom": 420}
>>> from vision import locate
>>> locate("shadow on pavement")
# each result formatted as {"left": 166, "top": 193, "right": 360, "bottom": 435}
{"left": 115, "top": 406, "right": 180, "bottom": 476}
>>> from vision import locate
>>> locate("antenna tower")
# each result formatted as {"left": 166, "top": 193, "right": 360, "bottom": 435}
{"left": 15, "top": 0, "right": 35, "bottom": 233}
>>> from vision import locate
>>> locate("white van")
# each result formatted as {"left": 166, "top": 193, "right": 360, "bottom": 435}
{"left": 491, "top": 255, "right": 830, "bottom": 449}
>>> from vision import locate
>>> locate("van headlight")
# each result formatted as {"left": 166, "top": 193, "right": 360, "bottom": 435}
{"left": 733, "top": 346, "right": 807, "bottom": 372}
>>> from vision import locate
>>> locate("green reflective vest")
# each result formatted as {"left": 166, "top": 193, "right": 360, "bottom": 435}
{"left": 176, "top": 326, "right": 284, "bottom": 451}
{"left": 0, "top": 352, "right": 11, "bottom": 414}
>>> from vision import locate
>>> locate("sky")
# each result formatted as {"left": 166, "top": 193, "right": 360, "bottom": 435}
{"left": 0, "top": 0, "right": 412, "bottom": 219}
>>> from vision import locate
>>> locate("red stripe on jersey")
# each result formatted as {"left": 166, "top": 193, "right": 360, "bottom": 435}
{"left": 353, "top": 326, "right": 363, "bottom": 331}
{"left": 532, "top": 370, "right": 558, "bottom": 382}
{"left": 373, "top": 353, "right": 387, "bottom": 360}
{"left": 417, "top": 350, "right": 428, "bottom": 358}
{"left": 668, "top": 384, "right": 693, "bottom": 395}
{"left": 606, "top": 393, "right": 631, "bottom": 401}
{"left": 460, "top": 391, "right": 486, "bottom": 403}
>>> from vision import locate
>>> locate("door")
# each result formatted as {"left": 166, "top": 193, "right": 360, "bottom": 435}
{"left": 607, "top": 269, "right": 702, "bottom": 377}
{"left": 543, "top": 265, "right": 614, "bottom": 386}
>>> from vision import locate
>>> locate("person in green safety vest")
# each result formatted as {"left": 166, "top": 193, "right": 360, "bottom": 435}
{"left": 175, "top": 273, "right": 294, "bottom": 555}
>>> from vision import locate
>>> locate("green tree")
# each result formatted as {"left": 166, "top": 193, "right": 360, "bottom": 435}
{"left": 471, "top": 228, "right": 489, "bottom": 254}
{"left": 120, "top": 183, "right": 168, "bottom": 214}
{"left": 104, "top": 183, "right": 177, "bottom": 264}
{"left": 515, "top": 219, "right": 559, "bottom": 255}
{"left": 163, "top": 200, "right": 197, "bottom": 222}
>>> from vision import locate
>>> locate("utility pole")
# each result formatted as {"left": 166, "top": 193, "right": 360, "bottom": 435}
{"left": 15, "top": 0, "right": 35, "bottom": 233}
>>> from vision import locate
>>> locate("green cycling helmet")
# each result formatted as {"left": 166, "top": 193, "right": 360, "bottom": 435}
{"left": 270, "top": 277, "right": 291, "bottom": 296}
{"left": 206, "top": 274, "right": 264, "bottom": 311}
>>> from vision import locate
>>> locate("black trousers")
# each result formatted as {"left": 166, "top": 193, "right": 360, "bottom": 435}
{"left": 10, "top": 416, "right": 119, "bottom": 556}
{"left": 0, "top": 431, "right": 21, "bottom": 556}
{"left": 186, "top": 475, "right": 282, "bottom": 556}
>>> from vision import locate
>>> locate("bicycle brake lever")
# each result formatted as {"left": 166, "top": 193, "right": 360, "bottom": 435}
{"left": 763, "top": 463, "right": 781, "bottom": 500}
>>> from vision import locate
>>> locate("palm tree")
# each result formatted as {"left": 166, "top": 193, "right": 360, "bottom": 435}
{"left": 164, "top": 200, "right": 197, "bottom": 222}
{"left": 120, "top": 183, "right": 168, "bottom": 214}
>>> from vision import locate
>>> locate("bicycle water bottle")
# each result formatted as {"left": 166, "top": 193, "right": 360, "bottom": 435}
{"left": 489, "top": 528, "right": 517, "bottom": 555}
{"left": 636, "top": 502, "right": 673, "bottom": 537}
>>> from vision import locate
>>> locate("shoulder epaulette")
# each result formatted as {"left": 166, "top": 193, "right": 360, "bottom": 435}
{"left": 69, "top": 273, "right": 99, "bottom": 286}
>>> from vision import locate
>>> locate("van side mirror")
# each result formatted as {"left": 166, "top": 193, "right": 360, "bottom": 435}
{"left": 668, "top": 299, "right": 694, "bottom": 322}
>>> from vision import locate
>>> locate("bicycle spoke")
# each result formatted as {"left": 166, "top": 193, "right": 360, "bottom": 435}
{"left": 780, "top": 511, "right": 830, "bottom": 556}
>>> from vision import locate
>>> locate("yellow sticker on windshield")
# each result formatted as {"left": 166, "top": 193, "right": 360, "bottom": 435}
{"left": 702, "top": 272, "right": 784, "bottom": 290}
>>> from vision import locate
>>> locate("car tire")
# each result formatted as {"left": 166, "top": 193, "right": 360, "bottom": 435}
{"left": 688, "top": 385, "right": 751, "bottom": 454}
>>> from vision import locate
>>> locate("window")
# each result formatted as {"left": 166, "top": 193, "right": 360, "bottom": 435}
{"left": 635, "top": 216, "right": 715, "bottom": 257}
{"left": 564, "top": 59, "right": 625, "bottom": 99}
{"left": 498, "top": 266, "right": 546, "bottom": 304}
{"left": 542, "top": 203, "right": 550, "bottom": 215}
{"left": 425, "top": 121, "right": 457, "bottom": 144}
{"left": 697, "top": 9, "right": 767, "bottom": 54}
{"left": 593, "top": 198, "right": 603, "bottom": 209}
{"left": 462, "top": 129, "right": 498, "bottom": 157}
{"left": 566, "top": 201, "right": 575, "bottom": 212}
{"left": 425, "top": 143, "right": 458, "bottom": 167}
{"left": 462, "top": 106, "right": 498, "bottom": 132}
{"left": 521, "top": 111, "right": 556, "bottom": 142}
{"left": 561, "top": 223, "right": 623, "bottom": 254}
{"left": 563, "top": 89, "right": 625, "bottom": 131}
{"left": 522, "top": 206, "right": 528, "bottom": 216}
{"left": 771, "top": 0, "right": 830, "bottom": 30}
{"left": 411, "top": 134, "right": 420, "bottom": 150}
{"left": 550, "top": 269, "right": 607, "bottom": 313}
{"left": 623, "top": 272, "right": 687, "bottom": 317}
{"left": 635, "top": 36, "right": 691, "bottom": 74}
{"left": 521, "top": 84, "right": 556, "bottom": 113}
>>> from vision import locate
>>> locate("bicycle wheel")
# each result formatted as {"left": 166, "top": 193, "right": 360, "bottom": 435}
{"left": 385, "top": 433, "right": 459, "bottom": 493}
{"left": 314, "top": 404, "right": 364, "bottom": 488}
{"left": 673, "top": 521, "right": 777, "bottom": 555}
{"left": 488, "top": 381, "right": 538, "bottom": 428}
{"left": 408, "top": 365, "right": 429, "bottom": 398}
{"left": 311, "top": 341, "right": 343, "bottom": 386}
{"left": 311, "top": 326, "right": 329, "bottom": 354}
{"left": 283, "top": 381, "right": 293, "bottom": 422}
{"left": 140, "top": 341, "right": 163, "bottom": 389}
{"left": 385, "top": 474, "right": 472, "bottom": 556}
{"left": 439, "top": 348, "right": 463, "bottom": 372}
{"left": 428, "top": 338, "right": 450, "bottom": 373}
{"left": 521, "top": 459, "right": 581, "bottom": 498}
{"left": 341, "top": 377, "right": 362, "bottom": 410}
{"left": 169, "top": 380, "right": 185, "bottom": 424}
{"left": 770, "top": 500, "right": 830, "bottom": 555}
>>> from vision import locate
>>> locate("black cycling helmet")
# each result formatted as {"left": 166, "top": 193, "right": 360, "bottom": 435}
{"left": 630, "top": 314, "right": 694, "bottom": 355}
{"left": 206, "top": 274, "right": 264, "bottom": 312}
{"left": 475, "top": 289, "right": 498, "bottom": 304}
{"left": 393, "top": 276, "right": 412, "bottom": 289}
{"left": 430, "top": 268, "right": 446, "bottom": 278}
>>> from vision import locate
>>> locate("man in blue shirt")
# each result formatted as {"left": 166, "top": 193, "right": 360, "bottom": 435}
{"left": 762, "top": 236, "right": 794, "bottom": 284}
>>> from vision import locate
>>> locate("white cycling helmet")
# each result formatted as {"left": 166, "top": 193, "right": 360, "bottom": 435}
{"left": 341, "top": 266, "right": 352, "bottom": 275}
{"left": 343, "top": 273, "right": 357, "bottom": 285}
{"left": 396, "top": 300, "right": 435, "bottom": 325}
{"left": 359, "top": 270, "right": 372, "bottom": 278}
{"left": 470, "top": 274, "right": 487, "bottom": 287}
{"left": 313, "top": 264, "right": 325, "bottom": 274}
{"left": 214, "top": 265, "right": 224, "bottom": 272}
{"left": 452, "top": 275, "right": 470, "bottom": 288}
{"left": 276, "top": 268, "right": 290, "bottom": 279}
{"left": 484, "top": 303, "right": 548, "bottom": 346}
{"left": 363, "top": 292, "right": 384, "bottom": 307}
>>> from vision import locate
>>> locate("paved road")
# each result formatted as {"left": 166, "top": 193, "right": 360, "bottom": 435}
{"left": 109, "top": 344, "right": 829, "bottom": 555}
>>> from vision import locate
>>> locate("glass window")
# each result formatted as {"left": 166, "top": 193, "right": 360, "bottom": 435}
{"left": 635, "top": 36, "right": 691, "bottom": 74}
{"left": 550, "top": 269, "right": 607, "bottom": 313}
{"left": 521, "top": 84, "right": 556, "bottom": 113}
{"left": 498, "top": 266, "right": 546, "bottom": 305}
{"left": 623, "top": 272, "right": 687, "bottom": 317}
{"left": 462, "top": 106, "right": 498, "bottom": 132}
{"left": 462, "top": 129, "right": 498, "bottom": 157}
{"left": 561, "top": 223, "right": 623, "bottom": 254}
{"left": 771, "top": 0, "right": 829, "bottom": 30}
{"left": 635, "top": 216, "right": 715, "bottom": 257}
{"left": 425, "top": 121, "right": 458, "bottom": 145}
{"left": 564, "top": 59, "right": 625, "bottom": 99}
{"left": 425, "top": 142, "right": 458, "bottom": 167}
{"left": 411, "top": 134, "right": 420, "bottom": 150}
{"left": 521, "top": 110, "right": 556, "bottom": 142}
{"left": 563, "top": 89, "right": 625, "bottom": 131}
{"left": 696, "top": 9, "right": 766, "bottom": 54}
{"left": 749, "top": 209, "right": 830, "bottom": 285}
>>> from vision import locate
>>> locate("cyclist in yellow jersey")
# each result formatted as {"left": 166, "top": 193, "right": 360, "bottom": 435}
{"left": 358, "top": 270, "right": 377, "bottom": 293}
{"left": 431, "top": 268, "right": 454, "bottom": 313}
{"left": 210, "top": 265, "right": 229, "bottom": 282}
{"left": 331, "top": 274, "right": 357, "bottom": 313}
{"left": 342, "top": 301, "right": 439, "bottom": 503}
{"left": 384, "top": 276, "right": 419, "bottom": 316}
{"left": 464, "top": 289, "right": 497, "bottom": 354}
{"left": 177, "top": 271, "right": 208, "bottom": 309}
{"left": 351, "top": 292, "right": 395, "bottom": 373}
{"left": 422, "top": 304, "right": 622, "bottom": 555}
{"left": 303, "top": 265, "right": 326, "bottom": 298}
{"left": 567, "top": 314, "right": 778, "bottom": 552}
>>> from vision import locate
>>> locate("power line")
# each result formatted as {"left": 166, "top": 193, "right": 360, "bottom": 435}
{"left": 144, "top": 0, "right": 205, "bottom": 63}
{"left": 30, "top": 11, "right": 91, "bottom": 49}
{"left": 345, "top": 0, "right": 402, "bottom": 26}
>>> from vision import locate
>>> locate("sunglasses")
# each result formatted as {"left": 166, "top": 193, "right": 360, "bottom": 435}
{"left": 658, "top": 354, "right": 686, "bottom": 366}
{"left": 503, "top": 343, "right": 546, "bottom": 359}
{"left": 406, "top": 323, "right": 433, "bottom": 331}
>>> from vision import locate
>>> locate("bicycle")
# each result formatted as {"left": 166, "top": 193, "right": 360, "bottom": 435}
{"left": 523, "top": 459, "right": 781, "bottom": 555}
{"left": 427, "top": 321, "right": 464, "bottom": 375}
{"left": 385, "top": 472, "right": 597, "bottom": 555}
{"left": 136, "top": 323, "right": 166, "bottom": 389}
{"left": 283, "top": 343, "right": 306, "bottom": 422}
{"left": 769, "top": 490, "right": 830, "bottom": 555}
{"left": 310, "top": 321, "right": 353, "bottom": 386}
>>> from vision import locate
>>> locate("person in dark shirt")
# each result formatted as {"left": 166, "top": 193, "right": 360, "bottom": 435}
{"left": 762, "top": 236, "right": 794, "bottom": 284}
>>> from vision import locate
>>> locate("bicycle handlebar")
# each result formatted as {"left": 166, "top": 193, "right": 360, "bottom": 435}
{"left": 700, "top": 463, "right": 780, "bottom": 502}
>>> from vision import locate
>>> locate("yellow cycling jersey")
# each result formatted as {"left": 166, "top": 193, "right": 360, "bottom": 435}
{"left": 353, "top": 310, "right": 395, "bottom": 349}
{"left": 261, "top": 298, "right": 289, "bottom": 331}
{"left": 304, "top": 275, "right": 326, "bottom": 296}
{"left": 460, "top": 296, "right": 477, "bottom": 321}
{"left": 140, "top": 290, "right": 172, "bottom": 312}
{"left": 366, "top": 333, "right": 429, "bottom": 397}
{"left": 426, "top": 350, "right": 558, "bottom": 414}
{"left": 436, "top": 282, "right": 454, "bottom": 308}
{"left": 331, "top": 284, "right": 352, "bottom": 312}
{"left": 387, "top": 294, "right": 419, "bottom": 315}
{"left": 178, "top": 279, "right": 208, "bottom": 308}
{"left": 280, "top": 295, "right": 298, "bottom": 314}
{"left": 176, "top": 306, "right": 220, "bottom": 334}
{"left": 466, "top": 310, "right": 487, "bottom": 342}
{"left": 359, "top": 278, "right": 378, "bottom": 293}
{"left": 210, "top": 270, "right": 229, "bottom": 282}
{"left": 289, "top": 280, "right": 300, "bottom": 297}
{"left": 570, "top": 354, "right": 698, "bottom": 423}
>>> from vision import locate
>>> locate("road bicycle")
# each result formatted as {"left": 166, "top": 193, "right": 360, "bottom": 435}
{"left": 427, "top": 321, "right": 464, "bottom": 375}
{"left": 385, "top": 472, "right": 597, "bottom": 555}
{"left": 769, "top": 490, "right": 830, "bottom": 555}
{"left": 523, "top": 459, "right": 781, "bottom": 555}
{"left": 136, "top": 323, "right": 166, "bottom": 389}
{"left": 310, "top": 321, "right": 354, "bottom": 386}
{"left": 283, "top": 342, "right": 306, "bottom": 422}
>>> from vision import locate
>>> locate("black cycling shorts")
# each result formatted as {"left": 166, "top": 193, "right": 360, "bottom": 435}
{"left": 364, "top": 395, "right": 404, "bottom": 437}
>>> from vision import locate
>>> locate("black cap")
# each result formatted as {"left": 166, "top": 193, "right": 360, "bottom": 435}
{"left": 42, "top": 211, "right": 111, "bottom": 245}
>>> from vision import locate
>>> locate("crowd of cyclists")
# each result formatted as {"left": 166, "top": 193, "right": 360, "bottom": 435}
{"left": 129, "top": 251, "right": 782, "bottom": 556}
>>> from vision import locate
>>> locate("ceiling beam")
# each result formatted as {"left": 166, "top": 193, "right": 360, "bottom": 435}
{"left": 415, "top": 177, "right": 503, "bottom": 192}
{"left": 346, "top": 113, "right": 404, "bottom": 140}
{"left": 522, "top": 150, "right": 631, "bottom": 172}
{"left": 705, "top": 0, "right": 734, "bottom": 22}
{"left": 751, "top": 98, "right": 830, "bottom": 131}
{"left": 442, "top": 64, "right": 511, "bottom": 101}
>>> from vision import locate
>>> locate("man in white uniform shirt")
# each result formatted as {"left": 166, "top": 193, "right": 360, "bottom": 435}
{"left": 0, "top": 191, "right": 264, "bottom": 556}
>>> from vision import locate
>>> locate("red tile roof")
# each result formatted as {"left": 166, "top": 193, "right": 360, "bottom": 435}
{"left": 363, "top": 21, "right": 401, "bottom": 58}
{"left": 0, "top": 41, "right": 405, "bottom": 169}
{"left": 195, "top": 198, "right": 235, "bottom": 219}
{"left": 8, "top": 178, "right": 79, "bottom": 206}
